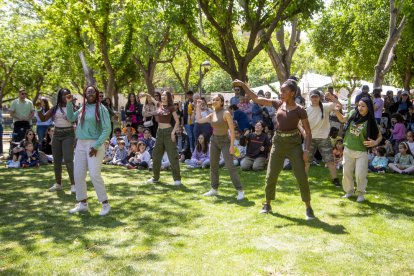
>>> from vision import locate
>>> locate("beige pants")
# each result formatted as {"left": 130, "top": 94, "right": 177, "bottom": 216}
{"left": 342, "top": 147, "right": 368, "bottom": 195}
{"left": 74, "top": 139, "right": 107, "bottom": 202}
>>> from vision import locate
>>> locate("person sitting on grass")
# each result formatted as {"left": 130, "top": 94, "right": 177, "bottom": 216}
{"left": 149, "top": 151, "right": 170, "bottom": 171}
{"left": 185, "top": 134, "right": 210, "bottom": 169}
{"left": 103, "top": 140, "right": 114, "bottom": 164}
{"left": 110, "top": 140, "right": 128, "bottom": 166}
{"left": 239, "top": 121, "right": 271, "bottom": 171}
{"left": 233, "top": 128, "right": 246, "bottom": 166}
{"left": 368, "top": 146, "right": 388, "bottom": 173}
{"left": 141, "top": 128, "right": 156, "bottom": 156}
{"left": 127, "top": 141, "right": 151, "bottom": 170}
{"left": 388, "top": 142, "right": 414, "bottom": 174}
{"left": 6, "top": 153, "right": 20, "bottom": 168}
{"left": 126, "top": 141, "right": 139, "bottom": 168}
{"left": 110, "top": 128, "right": 126, "bottom": 147}
{"left": 333, "top": 138, "right": 344, "bottom": 170}
{"left": 20, "top": 141, "right": 40, "bottom": 168}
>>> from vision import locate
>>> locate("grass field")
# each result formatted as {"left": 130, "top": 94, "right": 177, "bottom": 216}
{"left": 0, "top": 164, "right": 413, "bottom": 275}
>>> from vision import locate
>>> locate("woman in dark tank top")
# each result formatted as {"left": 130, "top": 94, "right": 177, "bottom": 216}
{"left": 195, "top": 94, "right": 244, "bottom": 201}
{"left": 233, "top": 79, "right": 315, "bottom": 220}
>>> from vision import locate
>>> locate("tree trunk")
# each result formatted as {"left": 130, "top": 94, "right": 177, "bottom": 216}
{"left": 0, "top": 60, "right": 17, "bottom": 107}
{"left": 373, "top": 0, "right": 407, "bottom": 87}
{"left": 133, "top": 56, "right": 157, "bottom": 95}
{"left": 402, "top": 56, "right": 413, "bottom": 91}
{"left": 265, "top": 18, "right": 300, "bottom": 83}
{"left": 79, "top": 51, "right": 96, "bottom": 87}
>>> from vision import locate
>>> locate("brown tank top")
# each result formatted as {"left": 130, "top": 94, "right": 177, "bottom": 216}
{"left": 211, "top": 108, "right": 228, "bottom": 136}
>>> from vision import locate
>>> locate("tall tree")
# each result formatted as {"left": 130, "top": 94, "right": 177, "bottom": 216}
{"left": 175, "top": 0, "right": 322, "bottom": 81}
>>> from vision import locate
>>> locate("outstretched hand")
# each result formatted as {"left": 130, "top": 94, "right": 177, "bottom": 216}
{"left": 233, "top": 79, "right": 244, "bottom": 87}
{"left": 66, "top": 94, "right": 73, "bottom": 102}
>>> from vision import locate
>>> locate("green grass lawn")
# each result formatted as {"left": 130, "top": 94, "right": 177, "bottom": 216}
{"left": 0, "top": 164, "right": 413, "bottom": 275}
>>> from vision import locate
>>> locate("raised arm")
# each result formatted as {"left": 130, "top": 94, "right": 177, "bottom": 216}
{"left": 233, "top": 79, "right": 273, "bottom": 107}
{"left": 334, "top": 105, "right": 347, "bottom": 123}
{"left": 36, "top": 108, "right": 54, "bottom": 122}
{"left": 195, "top": 99, "right": 212, "bottom": 124}
{"left": 140, "top": 93, "right": 158, "bottom": 106}
{"left": 65, "top": 94, "right": 81, "bottom": 123}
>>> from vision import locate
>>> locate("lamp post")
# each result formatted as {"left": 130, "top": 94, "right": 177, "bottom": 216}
{"left": 199, "top": 60, "right": 211, "bottom": 97}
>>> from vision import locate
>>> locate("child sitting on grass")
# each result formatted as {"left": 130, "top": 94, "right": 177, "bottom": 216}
{"left": 368, "top": 146, "right": 388, "bottom": 173}
{"left": 388, "top": 142, "right": 414, "bottom": 174}
{"left": 110, "top": 140, "right": 128, "bottom": 166}
{"left": 103, "top": 140, "right": 114, "bottom": 164}
{"left": 127, "top": 141, "right": 151, "bottom": 170}
{"left": 185, "top": 134, "right": 210, "bottom": 169}
{"left": 20, "top": 141, "right": 40, "bottom": 168}
{"left": 333, "top": 138, "right": 344, "bottom": 170}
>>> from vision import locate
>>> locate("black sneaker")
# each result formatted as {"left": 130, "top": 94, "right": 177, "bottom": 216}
{"left": 332, "top": 178, "right": 341, "bottom": 187}
{"left": 259, "top": 203, "right": 272, "bottom": 214}
{"left": 306, "top": 207, "right": 315, "bottom": 220}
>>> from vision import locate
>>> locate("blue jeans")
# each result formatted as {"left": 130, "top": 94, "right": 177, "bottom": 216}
{"left": 37, "top": 124, "right": 52, "bottom": 144}
{"left": 184, "top": 124, "right": 195, "bottom": 152}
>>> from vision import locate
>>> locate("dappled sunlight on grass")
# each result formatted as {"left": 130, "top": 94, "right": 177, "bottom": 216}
{"left": 0, "top": 164, "right": 413, "bottom": 274}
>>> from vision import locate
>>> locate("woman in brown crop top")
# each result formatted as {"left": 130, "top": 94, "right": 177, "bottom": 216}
{"left": 196, "top": 94, "right": 244, "bottom": 200}
{"left": 233, "top": 79, "right": 315, "bottom": 220}
{"left": 140, "top": 91, "right": 182, "bottom": 186}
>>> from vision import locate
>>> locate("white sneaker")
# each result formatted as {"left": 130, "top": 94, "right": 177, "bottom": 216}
{"left": 99, "top": 203, "right": 111, "bottom": 216}
{"left": 70, "top": 185, "right": 76, "bottom": 194}
{"left": 343, "top": 193, "right": 355, "bottom": 198}
{"left": 237, "top": 190, "right": 245, "bottom": 201}
{"left": 146, "top": 177, "right": 159, "bottom": 184}
{"left": 203, "top": 189, "right": 218, "bottom": 196}
{"left": 49, "top": 183, "right": 62, "bottom": 192}
{"left": 69, "top": 202, "right": 89, "bottom": 214}
{"left": 357, "top": 195, "right": 365, "bottom": 202}
{"left": 174, "top": 180, "right": 182, "bottom": 186}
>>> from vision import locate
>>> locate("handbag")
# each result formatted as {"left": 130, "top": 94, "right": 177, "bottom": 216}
{"left": 144, "top": 117, "right": 154, "bottom": 127}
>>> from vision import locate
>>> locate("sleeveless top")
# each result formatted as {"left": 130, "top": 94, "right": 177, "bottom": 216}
{"left": 54, "top": 107, "right": 73, "bottom": 128}
{"left": 211, "top": 108, "right": 228, "bottom": 136}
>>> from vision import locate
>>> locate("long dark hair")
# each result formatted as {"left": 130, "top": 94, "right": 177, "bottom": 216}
{"left": 80, "top": 86, "right": 101, "bottom": 127}
{"left": 283, "top": 79, "right": 298, "bottom": 95}
{"left": 344, "top": 97, "right": 379, "bottom": 141}
{"left": 104, "top": 97, "right": 113, "bottom": 109}
{"left": 52, "top": 88, "right": 71, "bottom": 116}
{"left": 311, "top": 90, "right": 324, "bottom": 120}
{"left": 41, "top": 98, "right": 50, "bottom": 112}
{"left": 25, "top": 129, "right": 38, "bottom": 144}
{"left": 163, "top": 91, "right": 174, "bottom": 107}
{"left": 126, "top": 93, "right": 137, "bottom": 110}
{"left": 196, "top": 134, "right": 208, "bottom": 154}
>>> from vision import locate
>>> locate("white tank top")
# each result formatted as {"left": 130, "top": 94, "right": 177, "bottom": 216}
{"left": 54, "top": 107, "right": 73, "bottom": 128}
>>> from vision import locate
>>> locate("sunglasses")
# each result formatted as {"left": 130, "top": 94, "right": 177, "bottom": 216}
{"left": 28, "top": 133, "right": 34, "bottom": 136}
{"left": 20, "top": 93, "right": 27, "bottom": 95}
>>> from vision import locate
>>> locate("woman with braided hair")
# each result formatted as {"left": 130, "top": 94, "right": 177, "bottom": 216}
{"left": 66, "top": 86, "right": 112, "bottom": 216}
{"left": 305, "top": 90, "right": 342, "bottom": 187}
{"left": 36, "top": 88, "right": 76, "bottom": 193}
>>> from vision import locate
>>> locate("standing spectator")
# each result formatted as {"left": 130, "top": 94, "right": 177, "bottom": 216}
{"left": 193, "top": 97, "right": 213, "bottom": 143}
{"left": 35, "top": 97, "right": 53, "bottom": 143}
{"left": 103, "top": 97, "right": 116, "bottom": 138}
{"left": 334, "top": 97, "right": 382, "bottom": 202}
{"left": 355, "top": 85, "right": 371, "bottom": 105}
{"left": 230, "top": 86, "right": 241, "bottom": 106}
{"left": 229, "top": 104, "right": 250, "bottom": 132}
{"left": 183, "top": 90, "right": 195, "bottom": 152}
{"left": 305, "top": 90, "right": 342, "bottom": 187}
{"left": 142, "top": 92, "right": 159, "bottom": 138}
{"left": 196, "top": 94, "right": 245, "bottom": 200}
{"left": 264, "top": 91, "right": 275, "bottom": 117}
{"left": 373, "top": 88, "right": 384, "bottom": 124}
{"left": 391, "top": 91, "right": 412, "bottom": 116}
{"left": 141, "top": 91, "right": 182, "bottom": 186}
{"left": 120, "top": 106, "right": 126, "bottom": 128}
{"left": 174, "top": 102, "right": 184, "bottom": 126}
{"left": 10, "top": 89, "right": 34, "bottom": 142}
{"left": 233, "top": 79, "right": 314, "bottom": 219}
{"left": 125, "top": 92, "right": 143, "bottom": 131}
{"left": 37, "top": 88, "right": 76, "bottom": 193}
{"left": 384, "top": 90, "right": 396, "bottom": 115}
{"left": 240, "top": 121, "right": 271, "bottom": 171}
{"left": 66, "top": 86, "right": 112, "bottom": 216}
